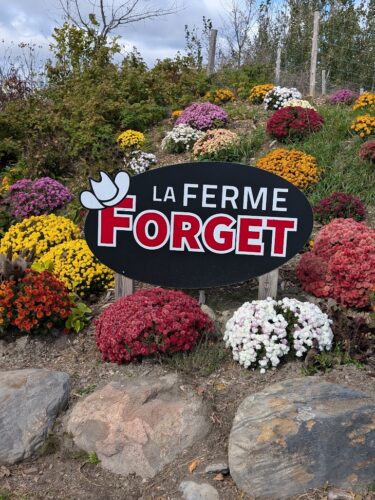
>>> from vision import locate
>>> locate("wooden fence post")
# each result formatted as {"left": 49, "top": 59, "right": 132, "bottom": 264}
{"left": 321, "top": 69, "right": 326, "bottom": 95}
{"left": 258, "top": 269, "right": 279, "bottom": 300}
{"left": 309, "top": 11, "right": 320, "bottom": 97}
{"left": 207, "top": 29, "right": 218, "bottom": 76}
{"left": 275, "top": 46, "right": 281, "bottom": 85}
{"left": 115, "top": 274, "right": 134, "bottom": 299}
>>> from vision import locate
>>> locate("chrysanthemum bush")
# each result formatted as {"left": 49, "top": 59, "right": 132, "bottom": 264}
{"left": 328, "top": 89, "right": 358, "bottom": 105}
{"left": 297, "top": 218, "right": 375, "bottom": 308}
{"left": 124, "top": 150, "right": 157, "bottom": 175}
{"left": 171, "top": 109, "right": 183, "bottom": 119}
{"left": 38, "top": 239, "right": 113, "bottom": 296}
{"left": 5, "top": 177, "right": 72, "bottom": 220}
{"left": 117, "top": 130, "right": 145, "bottom": 150}
{"left": 353, "top": 91, "right": 375, "bottom": 111}
{"left": 224, "top": 297, "right": 333, "bottom": 373}
{"left": 248, "top": 84, "right": 274, "bottom": 104}
{"left": 313, "top": 192, "right": 366, "bottom": 224}
{"left": 161, "top": 124, "right": 205, "bottom": 153}
{"left": 175, "top": 102, "right": 228, "bottom": 131}
{"left": 95, "top": 288, "right": 214, "bottom": 363}
{"left": 359, "top": 139, "right": 375, "bottom": 163}
{"left": 266, "top": 106, "right": 324, "bottom": 141}
{"left": 204, "top": 88, "right": 235, "bottom": 104}
{"left": 281, "top": 98, "right": 316, "bottom": 110}
{"left": 0, "top": 269, "right": 74, "bottom": 333}
{"left": 264, "top": 86, "right": 302, "bottom": 110}
{"left": 0, "top": 214, "right": 80, "bottom": 259}
{"left": 256, "top": 149, "right": 321, "bottom": 190}
{"left": 351, "top": 114, "right": 375, "bottom": 138}
{"left": 192, "top": 129, "right": 239, "bottom": 160}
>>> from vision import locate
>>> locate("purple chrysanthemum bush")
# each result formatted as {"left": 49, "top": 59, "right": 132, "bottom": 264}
{"left": 5, "top": 177, "right": 73, "bottom": 219}
{"left": 328, "top": 89, "right": 358, "bottom": 105}
{"left": 175, "top": 102, "right": 228, "bottom": 131}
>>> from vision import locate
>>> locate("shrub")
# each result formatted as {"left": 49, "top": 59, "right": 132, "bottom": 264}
{"left": 38, "top": 239, "right": 113, "bottom": 296}
{"left": 5, "top": 177, "right": 72, "bottom": 220}
{"left": 282, "top": 98, "right": 316, "bottom": 110}
{"left": 95, "top": 288, "right": 214, "bottom": 363}
{"left": 264, "top": 86, "right": 302, "bottom": 110}
{"left": 161, "top": 124, "right": 205, "bottom": 153}
{"left": 359, "top": 139, "right": 375, "bottom": 163}
{"left": 0, "top": 269, "right": 73, "bottom": 333}
{"left": 297, "top": 218, "right": 375, "bottom": 308}
{"left": 120, "top": 102, "right": 166, "bottom": 131}
{"left": 353, "top": 91, "right": 375, "bottom": 111}
{"left": 266, "top": 106, "right": 324, "bottom": 141}
{"left": 0, "top": 214, "right": 80, "bottom": 259}
{"left": 313, "top": 192, "right": 366, "bottom": 224}
{"left": 248, "top": 84, "right": 274, "bottom": 104}
{"left": 351, "top": 114, "right": 375, "bottom": 138}
{"left": 256, "top": 148, "right": 321, "bottom": 190}
{"left": 328, "top": 89, "right": 358, "bottom": 105}
{"left": 117, "top": 130, "right": 145, "bottom": 150}
{"left": 192, "top": 129, "right": 239, "bottom": 160}
{"left": 204, "top": 88, "right": 235, "bottom": 104}
{"left": 175, "top": 102, "right": 228, "bottom": 131}
{"left": 124, "top": 150, "right": 157, "bottom": 175}
{"left": 223, "top": 297, "right": 333, "bottom": 372}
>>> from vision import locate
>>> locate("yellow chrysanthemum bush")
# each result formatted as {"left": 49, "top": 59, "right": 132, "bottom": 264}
{"left": 38, "top": 239, "right": 114, "bottom": 296}
{"left": 256, "top": 149, "right": 321, "bottom": 190}
{"left": 352, "top": 92, "right": 375, "bottom": 111}
{"left": 171, "top": 109, "right": 183, "bottom": 119}
{"left": 350, "top": 114, "right": 375, "bottom": 138}
{"left": 204, "top": 88, "right": 235, "bottom": 104}
{"left": 117, "top": 130, "right": 145, "bottom": 150}
{"left": 0, "top": 215, "right": 80, "bottom": 259}
{"left": 248, "top": 84, "right": 274, "bottom": 104}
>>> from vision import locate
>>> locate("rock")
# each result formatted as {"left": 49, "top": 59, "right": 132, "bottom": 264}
{"left": 0, "top": 369, "right": 70, "bottom": 464}
{"left": 328, "top": 488, "right": 354, "bottom": 500}
{"left": 180, "top": 480, "right": 219, "bottom": 500}
{"left": 204, "top": 462, "right": 229, "bottom": 475}
{"left": 67, "top": 373, "right": 211, "bottom": 479}
{"left": 229, "top": 378, "right": 375, "bottom": 499}
{"left": 201, "top": 305, "right": 216, "bottom": 322}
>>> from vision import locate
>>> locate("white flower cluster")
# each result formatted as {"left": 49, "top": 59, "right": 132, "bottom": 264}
{"left": 125, "top": 150, "right": 157, "bottom": 175}
{"left": 264, "top": 86, "right": 302, "bottom": 110}
{"left": 223, "top": 297, "right": 333, "bottom": 373}
{"left": 161, "top": 124, "right": 205, "bottom": 153}
{"left": 282, "top": 98, "right": 316, "bottom": 110}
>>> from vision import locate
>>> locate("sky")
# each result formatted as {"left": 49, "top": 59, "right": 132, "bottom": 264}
{"left": 0, "top": 0, "right": 226, "bottom": 67}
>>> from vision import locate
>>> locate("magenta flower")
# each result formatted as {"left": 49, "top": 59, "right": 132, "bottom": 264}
{"left": 328, "top": 89, "right": 358, "bottom": 105}
{"left": 176, "top": 102, "right": 228, "bottom": 130}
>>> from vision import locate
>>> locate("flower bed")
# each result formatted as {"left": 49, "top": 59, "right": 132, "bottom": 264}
{"left": 313, "top": 192, "right": 366, "bottom": 224}
{"left": 224, "top": 297, "right": 333, "bottom": 372}
{"left": 161, "top": 124, "right": 205, "bottom": 153}
{"left": 350, "top": 114, "right": 375, "bottom": 138}
{"left": 264, "top": 86, "right": 302, "bottom": 110}
{"left": 328, "top": 89, "right": 358, "bottom": 105}
{"left": 256, "top": 148, "right": 321, "bottom": 190}
{"left": 359, "top": 139, "right": 375, "bottom": 162}
{"left": 266, "top": 106, "right": 324, "bottom": 141}
{"left": 95, "top": 288, "right": 214, "bottom": 363}
{"left": 192, "top": 129, "right": 239, "bottom": 160}
{"left": 175, "top": 102, "right": 228, "bottom": 131}
{"left": 248, "top": 84, "right": 274, "bottom": 104}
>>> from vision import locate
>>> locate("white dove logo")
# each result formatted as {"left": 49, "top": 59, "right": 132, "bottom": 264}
{"left": 80, "top": 171, "right": 130, "bottom": 209}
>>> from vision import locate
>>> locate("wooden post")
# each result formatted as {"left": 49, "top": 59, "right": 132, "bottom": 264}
{"left": 258, "top": 269, "right": 279, "bottom": 300}
{"left": 309, "top": 11, "right": 320, "bottom": 98}
{"left": 207, "top": 29, "right": 218, "bottom": 76}
{"left": 115, "top": 274, "right": 134, "bottom": 299}
{"left": 360, "top": 87, "right": 364, "bottom": 94}
{"left": 199, "top": 290, "right": 206, "bottom": 305}
{"left": 275, "top": 46, "right": 281, "bottom": 85}
{"left": 321, "top": 69, "right": 326, "bottom": 95}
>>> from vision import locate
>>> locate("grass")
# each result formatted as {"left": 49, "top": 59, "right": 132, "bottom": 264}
{"left": 37, "top": 432, "right": 60, "bottom": 457}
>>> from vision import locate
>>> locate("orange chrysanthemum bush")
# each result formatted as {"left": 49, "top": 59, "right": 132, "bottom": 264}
{"left": 256, "top": 149, "right": 321, "bottom": 190}
{"left": 350, "top": 115, "right": 375, "bottom": 138}
{"left": 352, "top": 92, "right": 375, "bottom": 112}
{"left": 297, "top": 218, "right": 375, "bottom": 308}
{"left": 248, "top": 84, "right": 274, "bottom": 104}
{"left": 0, "top": 269, "right": 74, "bottom": 333}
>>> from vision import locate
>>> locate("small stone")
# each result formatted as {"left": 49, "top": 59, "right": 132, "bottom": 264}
{"left": 24, "top": 467, "right": 38, "bottom": 474}
{"left": 327, "top": 489, "right": 354, "bottom": 500}
{"left": 201, "top": 305, "right": 216, "bottom": 322}
{"left": 180, "top": 480, "right": 219, "bottom": 500}
{"left": 14, "top": 336, "right": 29, "bottom": 351}
{"left": 204, "top": 462, "right": 229, "bottom": 475}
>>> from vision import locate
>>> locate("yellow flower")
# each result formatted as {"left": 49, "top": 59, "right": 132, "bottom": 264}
{"left": 353, "top": 92, "right": 375, "bottom": 111}
{"left": 256, "top": 149, "right": 321, "bottom": 190}
{"left": 117, "top": 130, "right": 145, "bottom": 150}
{"left": 351, "top": 115, "right": 375, "bottom": 138}
{"left": 38, "top": 239, "right": 114, "bottom": 296}
{"left": 171, "top": 109, "right": 183, "bottom": 119}
{"left": 204, "top": 88, "right": 235, "bottom": 104}
{"left": 0, "top": 176, "right": 10, "bottom": 194}
{"left": 249, "top": 84, "right": 274, "bottom": 104}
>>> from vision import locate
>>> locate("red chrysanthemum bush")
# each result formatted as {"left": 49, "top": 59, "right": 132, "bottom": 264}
{"left": 95, "top": 288, "right": 215, "bottom": 363}
{"left": 266, "top": 106, "right": 324, "bottom": 141}
{"left": 359, "top": 139, "right": 375, "bottom": 163}
{"left": 297, "top": 218, "right": 375, "bottom": 308}
{"left": 313, "top": 192, "right": 366, "bottom": 224}
{"left": 0, "top": 270, "right": 74, "bottom": 333}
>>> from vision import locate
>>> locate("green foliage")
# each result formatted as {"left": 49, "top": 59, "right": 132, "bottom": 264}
{"left": 65, "top": 299, "right": 92, "bottom": 333}
{"left": 120, "top": 101, "right": 166, "bottom": 131}
{"left": 83, "top": 452, "right": 101, "bottom": 465}
{"left": 37, "top": 432, "right": 60, "bottom": 456}
{"left": 213, "top": 64, "right": 273, "bottom": 99}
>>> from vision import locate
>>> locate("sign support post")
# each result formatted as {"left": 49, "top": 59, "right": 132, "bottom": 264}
{"left": 258, "top": 269, "right": 279, "bottom": 300}
{"left": 115, "top": 274, "right": 134, "bottom": 299}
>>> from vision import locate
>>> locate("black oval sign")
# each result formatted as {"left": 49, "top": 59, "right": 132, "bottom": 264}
{"left": 83, "top": 162, "right": 313, "bottom": 288}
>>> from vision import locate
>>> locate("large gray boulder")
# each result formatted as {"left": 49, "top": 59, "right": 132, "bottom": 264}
{"left": 67, "top": 373, "right": 211, "bottom": 479}
{"left": 0, "top": 369, "right": 70, "bottom": 464}
{"left": 229, "top": 378, "right": 375, "bottom": 499}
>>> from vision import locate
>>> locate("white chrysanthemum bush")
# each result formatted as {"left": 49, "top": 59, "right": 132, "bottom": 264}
{"left": 124, "top": 150, "right": 157, "bottom": 175}
{"left": 282, "top": 98, "right": 316, "bottom": 110}
{"left": 161, "top": 124, "right": 205, "bottom": 153}
{"left": 223, "top": 298, "right": 333, "bottom": 373}
{"left": 264, "top": 86, "right": 302, "bottom": 110}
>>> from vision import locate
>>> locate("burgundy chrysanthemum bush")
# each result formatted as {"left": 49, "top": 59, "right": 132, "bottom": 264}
{"left": 175, "top": 102, "right": 228, "bottom": 131}
{"left": 95, "top": 288, "right": 215, "bottom": 363}
{"left": 297, "top": 218, "right": 375, "bottom": 308}
{"left": 328, "top": 89, "right": 358, "bottom": 105}
{"left": 359, "top": 139, "right": 375, "bottom": 163}
{"left": 6, "top": 177, "right": 72, "bottom": 219}
{"left": 266, "top": 106, "right": 324, "bottom": 141}
{"left": 313, "top": 192, "right": 366, "bottom": 224}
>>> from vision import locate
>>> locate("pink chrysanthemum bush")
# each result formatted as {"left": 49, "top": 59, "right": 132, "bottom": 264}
{"left": 359, "top": 139, "right": 375, "bottom": 163}
{"left": 95, "top": 288, "right": 214, "bottom": 363}
{"left": 297, "top": 218, "right": 375, "bottom": 308}
{"left": 175, "top": 102, "right": 228, "bottom": 131}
